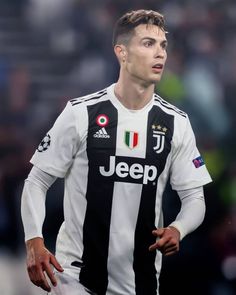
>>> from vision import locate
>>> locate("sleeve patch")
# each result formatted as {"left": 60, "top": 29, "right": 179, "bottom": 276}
{"left": 192, "top": 156, "right": 205, "bottom": 168}
{"left": 37, "top": 134, "right": 51, "bottom": 152}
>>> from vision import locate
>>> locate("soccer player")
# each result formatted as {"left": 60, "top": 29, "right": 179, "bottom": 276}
{"left": 21, "top": 9, "right": 212, "bottom": 295}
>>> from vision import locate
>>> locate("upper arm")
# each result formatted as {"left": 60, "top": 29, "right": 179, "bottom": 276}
{"left": 170, "top": 116, "right": 212, "bottom": 190}
{"left": 30, "top": 102, "right": 80, "bottom": 178}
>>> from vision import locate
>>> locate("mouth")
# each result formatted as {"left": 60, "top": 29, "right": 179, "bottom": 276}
{"left": 152, "top": 63, "right": 163, "bottom": 70}
{"left": 151, "top": 63, "right": 163, "bottom": 75}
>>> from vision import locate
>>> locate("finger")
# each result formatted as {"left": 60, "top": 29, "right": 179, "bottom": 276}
{"left": 43, "top": 262, "right": 57, "bottom": 287}
{"left": 164, "top": 248, "right": 178, "bottom": 256}
{"left": 161, "top": 239, "right": 177, "bottom": 250}
{"left": 163, "top": 242, "right": 179, "bottom": 255}
{"left": 50, "top": 255, "right": 64, "bottom": 272}
{"left": 149, "top": 242, "right": 158, "bottom": 252}
{"left": 149, "top": 239, "right": 167, "bottom": 252}
{"left": 29, "top": 264, "right": 51, "bottom": 292}
{"left": 149, "top": 234, "right": 173, "bottom": 252}
{"left": 163, "top": 244, "right": 178, "bottom": 253}
{"left": 27, "top": 263, "right": 41, "bottom": 284}
{"left": 36, "top": 268, "right": 51, "bottom": 292}
{"left": 27, "top": 264, "right": 33, "bottom": 279}
{"left": 152, "top": 228, "right": 165, "bottom": 237}
{"left": 156, "top": 235, "right": 171, "bottom": 249}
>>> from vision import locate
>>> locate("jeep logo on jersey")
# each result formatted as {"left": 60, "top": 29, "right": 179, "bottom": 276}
{"left": 99, "top": 156, "right": 157, "bottom": 184}
{"left": 124, "top": 131, "right": 138, "bottom": 149}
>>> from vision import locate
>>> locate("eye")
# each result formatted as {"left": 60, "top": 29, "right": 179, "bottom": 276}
{"left": 162, "top": 42, "right": 168, "bottom": 50}
{"left": 144, "top": 40, "right": 154, "bottom": 47}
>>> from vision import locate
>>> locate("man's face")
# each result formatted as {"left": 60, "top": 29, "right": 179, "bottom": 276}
{"left": 124, "top": 24, "right": 167, "bottom": 85}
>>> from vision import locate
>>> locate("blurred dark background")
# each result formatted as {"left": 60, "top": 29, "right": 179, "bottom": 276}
{"left": 0, "top": 0, "right": 236, "bottom": 294}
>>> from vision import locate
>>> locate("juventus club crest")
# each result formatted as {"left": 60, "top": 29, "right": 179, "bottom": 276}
{"left": 125, "top": 131, "right": 138, "bottom": 149}
{"left": 152, "top": 124, "right": 167, "bottom": 154}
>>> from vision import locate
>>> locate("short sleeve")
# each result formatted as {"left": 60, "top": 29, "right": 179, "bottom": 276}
{"left": 170, "top": 116, "right": 212, "bottom": 190}
{"left": 30, "top": 102, "right": 79, "bottom": 178}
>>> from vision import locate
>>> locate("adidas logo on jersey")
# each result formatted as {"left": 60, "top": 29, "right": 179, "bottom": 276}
{"left": 93, "top": 127, "right": 110, "bottom": 138}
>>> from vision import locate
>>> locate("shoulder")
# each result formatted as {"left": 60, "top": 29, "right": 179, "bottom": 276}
{"left": 69, "top": 87, "right": 109, "bottom": 107}
{"left": 153, "top": 93, "right": 187, "bottom": 119}
{"left": 153, "top": 94, "right": 191, "bottom": 145}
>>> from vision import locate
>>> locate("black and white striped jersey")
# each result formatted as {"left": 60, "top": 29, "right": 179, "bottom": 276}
{"left": 31, "top": 84, "right": 212, "bottom": 295}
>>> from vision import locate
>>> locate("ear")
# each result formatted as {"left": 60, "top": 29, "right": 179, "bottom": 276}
{"left": 114, "top": 44, "right": 126, "bottom": 63}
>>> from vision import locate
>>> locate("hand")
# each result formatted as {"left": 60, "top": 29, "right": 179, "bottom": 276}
{"left": 26, "top": 237, "right": 64, "bottom": 292}
{"left": 149, "top": 226, "right": 180, "bottom": 256}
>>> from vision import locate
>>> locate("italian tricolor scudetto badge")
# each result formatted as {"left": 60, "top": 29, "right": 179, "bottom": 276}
{"left": 125, "top": 131, "right": 138, "bottom": 149}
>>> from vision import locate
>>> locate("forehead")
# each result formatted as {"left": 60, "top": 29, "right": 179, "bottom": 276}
{"left": 133, "top": 24, "right": 167, "bottom": 41}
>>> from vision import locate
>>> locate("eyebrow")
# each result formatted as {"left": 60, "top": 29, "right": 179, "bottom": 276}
{"left": 141, "top": 37, "right": 168, "bottom": 44}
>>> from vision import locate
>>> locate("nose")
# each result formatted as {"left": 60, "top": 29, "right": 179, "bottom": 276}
{"left": 154, "top": 45, "right": 165, "bottom": 59}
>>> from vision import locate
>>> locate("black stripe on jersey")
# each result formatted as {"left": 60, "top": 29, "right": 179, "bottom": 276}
{"left": 79, "top": 100, "right": 118, "bottom": 295}
{"left": 133, "top": 105, "right": 174, "bottom": 295}
{"left": 70, "top": 89, "right": 107, "bottom": 106}
{"left": 154, "top": 95, "right": 187, "bottom": 118}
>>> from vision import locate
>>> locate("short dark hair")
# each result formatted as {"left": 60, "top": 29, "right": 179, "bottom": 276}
{"left": 112, "top": 9, "right": 166, "bottom": 46}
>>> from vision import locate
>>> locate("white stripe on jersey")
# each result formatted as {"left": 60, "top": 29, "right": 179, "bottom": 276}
{"left": 107, "top": 182, "right": 143, "bottom": 294}
{"left": 106, "top": 106, "right": 150, "bottom": 294}
{"left": 70, "top": 89, "right": 107, "bottom": 106}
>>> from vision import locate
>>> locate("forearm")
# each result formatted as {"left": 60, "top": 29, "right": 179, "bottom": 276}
{"left": 169, "top": 186, "right": 206, "bottom": 240}
{"left": 21, "top": 166, "right": 57, "bottom": 241}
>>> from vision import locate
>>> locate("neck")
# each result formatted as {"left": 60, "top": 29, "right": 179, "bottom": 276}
{"left": 114, "top": 74, "right": 155, "bottom": 110}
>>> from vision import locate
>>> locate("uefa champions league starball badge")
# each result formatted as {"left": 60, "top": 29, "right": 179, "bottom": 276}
{"left": 37, "top": 134, "right": 51, "bottom": 152}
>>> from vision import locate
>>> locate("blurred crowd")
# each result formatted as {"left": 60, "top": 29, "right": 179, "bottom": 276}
{"left": 0, "top": 0, "right": 236, "bottom": 294}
